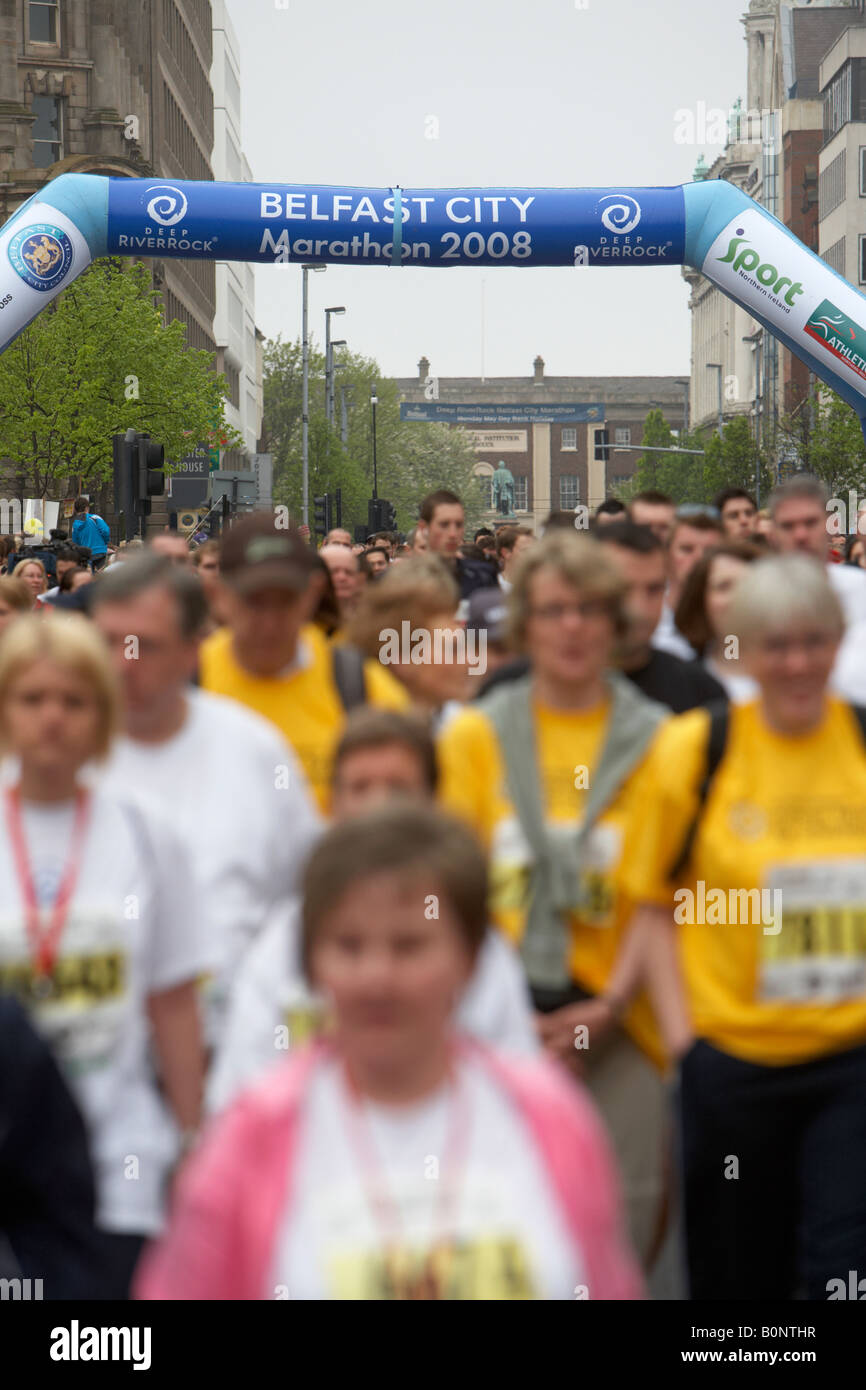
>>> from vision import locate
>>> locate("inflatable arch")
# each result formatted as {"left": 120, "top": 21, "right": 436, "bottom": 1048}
{"left": 3, "top": 175, "right": 866, "bottom": 442}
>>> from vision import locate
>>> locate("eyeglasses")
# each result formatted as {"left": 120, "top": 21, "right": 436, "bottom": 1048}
{"left": 528, "top": 599, "right": 611, "bottom": 623}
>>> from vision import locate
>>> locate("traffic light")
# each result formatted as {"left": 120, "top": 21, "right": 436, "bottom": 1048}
{"left": 313, "top": 493, "right": 332, "bottom": 541}
{"left": 113, "top": 429, "right": 165, "bottom": 539}
{"left": 594, "top": 428, "right": 610, "bottom": 464}
{"left": 136, "top": 433, "right": 165, "bottom": 516}
{"left": 367, "top": 497, "right": 396, "bottom": 534}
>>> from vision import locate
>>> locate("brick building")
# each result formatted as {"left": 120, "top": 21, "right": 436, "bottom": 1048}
{"left": 396, "top": 357, "right": 686, "bottom": 533}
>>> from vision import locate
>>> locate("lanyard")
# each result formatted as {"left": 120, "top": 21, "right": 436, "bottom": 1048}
{"left": 4, "top": 786, "right": 91, "bottom": 977}
{"left": 341, "top": 1055, "right": 472, "bottom": 1299}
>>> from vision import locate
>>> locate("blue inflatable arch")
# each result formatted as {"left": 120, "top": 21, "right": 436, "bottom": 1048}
{"left": 3, "top": 174, "right": 866, "bottom": 443}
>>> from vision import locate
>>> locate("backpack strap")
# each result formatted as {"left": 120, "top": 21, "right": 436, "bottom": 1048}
{"left": 331, "top": 644, "right": 367, "bottom": 712}
{"left": 852, "top": 704, "right": 866, "bottom": 746}
{"left": 666, "top": 699, "right": 730, "bottom": 883}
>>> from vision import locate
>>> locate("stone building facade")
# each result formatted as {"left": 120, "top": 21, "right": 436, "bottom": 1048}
{"left": 0, "top": 0, "right": 216, "bottom": 354}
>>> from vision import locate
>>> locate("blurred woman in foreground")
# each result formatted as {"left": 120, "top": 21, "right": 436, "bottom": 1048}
{"left": 0, "top": 615, "right": 206, "bottom": 1296}
{"left": 138, "top": 804, "right": 641, "bottom": 1301}
{"left": 626, "top": 555, "right": 866, "bottom": 1299}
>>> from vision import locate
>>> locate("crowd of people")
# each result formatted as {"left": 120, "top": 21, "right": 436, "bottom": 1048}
{"left": 1, "top": 475, "right": 865, "bottom": 1302}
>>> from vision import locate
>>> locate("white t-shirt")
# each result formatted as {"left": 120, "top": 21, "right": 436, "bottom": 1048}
{"left": 206, "top": 904, "right": 540, "bottom": 1114}
{"left": 101, "top": 689, "right": 321, "bottom": 1042}
{"left": 704, "top": 654, "right": 758, "bottom": 705}
{"left": 651, "top": 598, "right": 696, "bottom": 662}
{"left": 828, "top": 564, "right": 866, "bottom": 704}
{"left": 269, "top": 1052, "right": 582, "bottom": 1299}
{"left": 0, "top": 781, "right": 206, "bottom": 1235}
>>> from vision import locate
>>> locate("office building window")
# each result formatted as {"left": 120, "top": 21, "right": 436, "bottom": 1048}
{"left": 614, "top": 427, "right": 631, "bottom": 447}
{"left": 31, "top": 95, "right": 62, "bottom": 167}
{"left": 824, "top": 237, "right": 846, "bottom": 275}
{"left": 224, "top": 363, "right": 240, "bottom": 408}
{"left": 819, "top": 151, "right": 846, "bottom": 220}
{"left": 561, "top": 427, "right": 577, "bottom": 450}
{"left": 29, "top": 1, "right": 59, "bottom": 43}
{"left": 559, "top": 475, "right": 579, "bottom": 510}
{"left": 860, "top": 235, "right": 866, "bottom": 286}
{"left": 861, "top": 148, "right": 866, "bottom": 195}
{"left": 514, "top": 476, "right": 528, "bottom": 511}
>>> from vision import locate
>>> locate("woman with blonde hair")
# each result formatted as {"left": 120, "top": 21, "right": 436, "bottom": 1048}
{"left": 439, "top": 531, "right": 670, "bottom": 1270}
{"left": 14, "top": 557, "right": 48, "bottom": 607}
{"left": 0, "top": 615, "right": 207, "bottom": 1297}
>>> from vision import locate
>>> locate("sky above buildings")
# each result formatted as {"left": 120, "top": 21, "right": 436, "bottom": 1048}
{"left": 226, "top": 0, "right": 751, "bottom": 379}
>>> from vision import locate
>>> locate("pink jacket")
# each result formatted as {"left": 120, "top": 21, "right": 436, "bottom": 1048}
{"left": 136, "top": 1040, "right": 643, "bottom": 1301}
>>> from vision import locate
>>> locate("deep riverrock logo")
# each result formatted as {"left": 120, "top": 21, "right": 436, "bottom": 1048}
{"left": 8, "top": 223, "right": 73, "bottom": 291}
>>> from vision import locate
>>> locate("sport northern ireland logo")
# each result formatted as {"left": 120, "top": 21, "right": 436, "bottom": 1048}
{"left": 8, "top": 222, "right": 73, "bottom": 291}
{"left": 804, "top": 300, "right": 866, "bottom": 385}
{"left": 715, "top": 227, "right": 804, "bottom": 313}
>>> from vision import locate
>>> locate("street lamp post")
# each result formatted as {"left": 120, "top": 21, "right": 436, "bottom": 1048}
{"left": 301, "top": 264, "right": 326, "bottom": 527}
{"left": 324, "top": 307, "right": 346, "bottom": 428}
{"left": 327, "top": 340, "right": 347, "bottom": 426}
{"left": 707, "top": 363, "right": 724, "bottom": 435}
{"left": 370, "top": 381, "right": 378, "bottom": 500}
{"left": 674, "top": 378, "right": 690, "bottom": 436}
{"left": 742, "top": 329, "right": 763, "bottom": 505}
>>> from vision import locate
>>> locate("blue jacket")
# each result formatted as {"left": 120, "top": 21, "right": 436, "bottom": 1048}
{"left": 71, "top": 512, "right": 110, "bottom": 556}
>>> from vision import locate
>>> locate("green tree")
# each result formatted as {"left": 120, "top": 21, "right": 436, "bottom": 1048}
{"left": 777, "top": 389, "right": 866, "bottom": 496}
{"left": 263, "top": 336, "right": 483, "bottom": 533}
{"left": 0, "top": 259, "right": 238, "bottom": 500}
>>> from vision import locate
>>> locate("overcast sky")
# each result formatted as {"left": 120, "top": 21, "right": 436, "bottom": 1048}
{"left": 225, "top": 0, "right": 750, "bottom": 380}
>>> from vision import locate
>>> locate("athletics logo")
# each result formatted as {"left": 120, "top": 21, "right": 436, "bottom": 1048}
{"left": 8, "top": 223, "right": 73, "bottom": 291}
{"left": 598, "top": 195, "right": 641, "bottom": 235}
{"left": 804, "top": 299, "right": 866, "bottom": 384}
{"left": 145, "top": 185, "right": 188, "bottom": 227}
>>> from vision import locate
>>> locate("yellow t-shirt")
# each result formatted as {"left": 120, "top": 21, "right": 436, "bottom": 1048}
{"left": 624, "top": 697, "right": 866, "bottom": 1066}
{"left": 438, "top": 699, "right": 666, "bottom": 1068}
{"left": 199, "top": 624, "right": 408, "bottom": 811}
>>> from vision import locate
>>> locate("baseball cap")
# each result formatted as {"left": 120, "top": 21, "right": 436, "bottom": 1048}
{"left": 219, "top": 516, "right": 315, "bottom": 595}
{"left": 466, "top": 586, "right": 509, "bottom": 644}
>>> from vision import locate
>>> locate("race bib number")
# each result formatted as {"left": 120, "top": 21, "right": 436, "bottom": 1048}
{"left": 490, "top": 818, "right": 533, "bottom": 916}
{"left": 328, "top": 1234, "right": 537, "bottom": 1300}
{"left": 0, "top": 912, "right": 129, "bottom": 1073}
{"left": 283, "top": 1000, "right": 331, "bottom": 1046}
{"left": 759, "top": 860, "right": 866, "bottom": 1003}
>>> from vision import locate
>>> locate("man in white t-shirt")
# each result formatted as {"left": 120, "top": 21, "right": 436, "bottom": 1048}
{"left": 208, "top": 707, "right": 539, "bottom": 1113}
{"left": 769, "top": 474, "right": 866, "bottom": 702}
{"left": 91, "top": 553, "right": 321, "bottom": 1043}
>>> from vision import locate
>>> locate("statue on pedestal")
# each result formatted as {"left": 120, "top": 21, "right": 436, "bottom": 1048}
{"left": 491, "top": 461, "right": 516, "bottom": 518}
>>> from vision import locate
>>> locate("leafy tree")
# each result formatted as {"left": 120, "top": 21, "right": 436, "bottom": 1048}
{"left": 263, "top": 336, "right": 483, "bottom": 533}
{"left": 628, "top": 409, "right": 770, "bottom": 506}
{"left": 0, "top": 259, "right": 238, "bottom": 501}
{"left": 777, "top": 389, "right": 866, "bottom": 498}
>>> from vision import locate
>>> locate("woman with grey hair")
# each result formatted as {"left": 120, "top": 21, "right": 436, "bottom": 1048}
{"left": 625, "top": 553, "right": 866, "bottom": 1300}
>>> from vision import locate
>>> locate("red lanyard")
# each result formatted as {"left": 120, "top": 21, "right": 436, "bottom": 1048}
{"left": 4, "top": 786, "right": 91, "bottom": 977}
{"left": 341, "top": 1054, "right": 472, "bottom": 1298}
